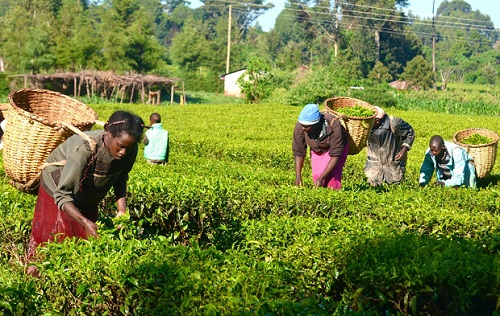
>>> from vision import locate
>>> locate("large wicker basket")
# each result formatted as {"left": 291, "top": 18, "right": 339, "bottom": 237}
{"left": 3, "top": 89, "right": 98, "bottom": 193}
{"left": 324, "top": 97, "right": 376, "bottom": 155}
{"left": 453, "top": 128, "right": 499, "bottom": 178}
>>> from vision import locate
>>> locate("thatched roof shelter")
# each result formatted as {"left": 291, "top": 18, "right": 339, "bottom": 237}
{"left": 8, "top": 71, "right": 184, "bottom": 104}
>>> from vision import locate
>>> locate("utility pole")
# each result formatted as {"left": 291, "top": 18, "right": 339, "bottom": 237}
{"left": 432, "top": 0, "right": 437, "bottom": 90}
{"left": 334, "top": 0, "right": 339, "bottom": 57}
{"left": 226, "top": 5, "right": 232, "bottom": 74}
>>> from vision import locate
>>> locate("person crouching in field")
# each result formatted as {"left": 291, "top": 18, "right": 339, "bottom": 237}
{"left": 27, "top": 111, "right": 144, "bottom": 275}
{"left": 364, "top": 106, "right": 415, "bottom": 186}
{"left": 143, "top": 112, "right": 169, "bottom": 165}
{"left": 292, "top": 103, "right": 349, "bottom": 189}
{"left": 419, "top": 135, "right": 476, "bottom": 188}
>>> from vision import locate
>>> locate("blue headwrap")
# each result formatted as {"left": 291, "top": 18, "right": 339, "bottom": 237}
{"left": 298, "top": 103, "right": 321, "bottom": 125}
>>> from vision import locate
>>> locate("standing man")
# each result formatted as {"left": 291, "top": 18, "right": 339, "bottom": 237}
{"left": 143, "top": 112, "right": 169, "bottom": 165}
{"left": 364, "top": 106, "right": 415, "bottom": 186}
{"left": 419, "top": 135, "right": 476, "bottom": 188}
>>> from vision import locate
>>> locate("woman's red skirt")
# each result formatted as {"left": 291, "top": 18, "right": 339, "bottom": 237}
{"left": 27, "top": 184, "right": 98, "bottom": 260}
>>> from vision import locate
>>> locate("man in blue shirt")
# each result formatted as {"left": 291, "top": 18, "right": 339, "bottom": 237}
{"left": 419, "top": 135, "right": 476, "bottom": 188}
{"left": 143, "top": 113, "right": 169, "bottom": 165}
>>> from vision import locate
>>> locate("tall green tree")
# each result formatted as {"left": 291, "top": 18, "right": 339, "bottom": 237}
{"left": 155, "top": 1, "right": 194, "bottom": 50}
{"left": 169, "top": 19, "right": 208, "bottom": 72}
{"left": 98, "top": 0, "right": 165, "bottom": 73}
{"left": 369, "top": 61, "right": 392, "bottom": 83}
{"left": 0, "top": 0, "right": 56, "bottom": 73}
{"left": 51, "top": 0, "right": 102, "bottom": 71}
{"left": 432, "top": 0, "right": 497, "bottom": 83}
{"left": 400, "top": 55, "right": 433, "bottom": 89}
{"left": 198, "top": 0, "right": 272, "bottom": 35}
{"left": 272, "top": 1, "right": 339, "bottom": 69}
{"left": 341, "top": 0, "right": 409, "bottom": 63}
{"left": 0, "top": 0, "right": 11, "bottom": 17}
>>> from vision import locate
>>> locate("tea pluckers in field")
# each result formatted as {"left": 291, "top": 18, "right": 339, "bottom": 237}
{"left": 27, "top": 111, "right": 144, "bottom": 274}
{"left": 364, "top": 106, "right": 415, "bottom": 186}
{"left": 419, "top": 135, "right": 476, "bottom": 188}
{"left": 293, "top": 103, "right": 349, "bottom": 189}
{"left": 143, "top": 112, "right": 169, "bottom": 165}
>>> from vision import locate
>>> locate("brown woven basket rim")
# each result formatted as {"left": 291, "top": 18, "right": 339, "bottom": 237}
{"left": 8, "top": 89, "right": 97, "bottom": 128}
{"left": 0, "top": 103, "right": 9, "bottom": 111}
{"left": 453, "top": 128, "right": 500, "bottom": 148}
{"left": 323, "top": 97, "right": 376, "bottom": 120}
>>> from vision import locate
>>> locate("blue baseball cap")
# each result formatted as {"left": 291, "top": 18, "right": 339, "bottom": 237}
{"left": 298, "top": 103, "right": 321, "bottom": 125}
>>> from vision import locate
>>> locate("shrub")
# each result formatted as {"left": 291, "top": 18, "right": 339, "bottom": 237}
{"left": 400, "top": 55, "right": 434, "bottom": 90}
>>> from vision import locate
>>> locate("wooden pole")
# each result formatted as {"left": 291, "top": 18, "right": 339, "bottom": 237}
{"left": 226, "top": 5, "right": 232, "bottom": 74}
{"left": 432, "top": 0, "right": 437, "bottom": 90}
{"left": 78, "top": 74, "right": 83, "bottom": 97}
{"left": 141, "top": 75, "right": 145, "bottom": 104}
{"left": 182, "top": 81, "right": 186, "bottom": 105}
{"left": 130, "top": 82, "right": 135, "bottom": 103}
{"left": 110, "top": 86, "right": 116, "bottom": 102}
{"left": 170, "top": 85, "right": 174, "bottom": 105}
{"left": 74, "top": 77, "right": 77, "bottom": 97}
{"left": 85, "top": 78, "right": 90, "bottom": 98}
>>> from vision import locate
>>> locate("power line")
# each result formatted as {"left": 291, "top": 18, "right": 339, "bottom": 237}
{"left": 276, "top": 3, "right": 495, "bottom": 31}
{"left": 341, "top": 11, "right": 494, "bottom": 32}
{"left": 271, "top": 13, "right": 492, "bottom": 45}
{"left": 197, "top": 1, "right": 496, "bottom": 42}
{"left": 205, "top": 0, "right": 496, "bottom": 29}
{"left": 269, "top": 7, "right": 495, "bottom": 34}
{"left": 342, "top": 8, "right": 494, "bottom": 30}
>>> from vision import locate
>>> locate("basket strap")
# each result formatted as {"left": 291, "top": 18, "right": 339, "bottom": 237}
{"left": 10, "top": 179, "right": 40, "bottom": 193}
{"left": 60, "top": 122, "right": 96, "bottom": 152}
{"left": 329, "top": 113, "right": 349, "bottom": 133}
{"left": 10, "top": 160, "right": 67, "bottom": 193}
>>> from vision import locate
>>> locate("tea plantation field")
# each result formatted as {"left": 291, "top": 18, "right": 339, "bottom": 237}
{"left": 1, "top": 102, "right": 499, "bottom": 315}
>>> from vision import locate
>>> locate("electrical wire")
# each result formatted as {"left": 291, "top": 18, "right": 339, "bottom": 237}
{"left": 268, "top": 13, "right": 493, "bottom": 44}
{"left": 201, "top": 0, "right": 497, "bottom": 30}
{"left": 196, "top": 1, "right": 497, "bottom": 44}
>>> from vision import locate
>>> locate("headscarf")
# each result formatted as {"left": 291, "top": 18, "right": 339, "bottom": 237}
{"left": 298, "top": 104, "right": 321, "bottom": 125}
{"left": 374, "top": 106, "right": 386, "bottom": 119}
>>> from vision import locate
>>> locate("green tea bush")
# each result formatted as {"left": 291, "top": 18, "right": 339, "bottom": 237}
{"left": 348, "top": 86, "right": 398, "bottom": 109}
{"left": 1, "top": 102, "right": 499, "bottom": 315}
{"left": 343, "top": 232, "right": 498, "bottom": 314}
{"left": 394, "top": 89, "right": 500, "bottom": 116}
{"left": 285, "top": 67, "right": 357, "bottom": 106}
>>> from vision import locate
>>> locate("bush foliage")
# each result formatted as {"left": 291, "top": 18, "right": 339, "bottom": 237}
{"left": 1, "top": 96, "right": 499, "bottom": 315}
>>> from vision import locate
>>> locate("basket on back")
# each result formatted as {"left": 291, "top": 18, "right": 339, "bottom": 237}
{"left": 324, "top": 97, "right": 376, "bottom": 155}
{"left": 453, "top": 128, "right": 499, "bottom": 178}
{"left": 3, "top": 89, "right": 98, "bottom": 193}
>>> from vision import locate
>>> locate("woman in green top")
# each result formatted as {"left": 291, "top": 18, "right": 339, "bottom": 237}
{"left": 27, "top": 110, "right": 144, "bottom": 268}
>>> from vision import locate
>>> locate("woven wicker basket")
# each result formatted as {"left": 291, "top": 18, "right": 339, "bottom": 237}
{"left": 453, "top": 128, "right": 499, "bottom": 178}
{"left": 324, "top": 97, "right": 376, "bottom": 155}
{"left": 3, "top": 89, "right": 98, "bottom": 193}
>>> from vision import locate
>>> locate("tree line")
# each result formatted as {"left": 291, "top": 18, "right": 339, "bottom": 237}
{"left": 0, "top": 0, "right": 498, "bottom": 93}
